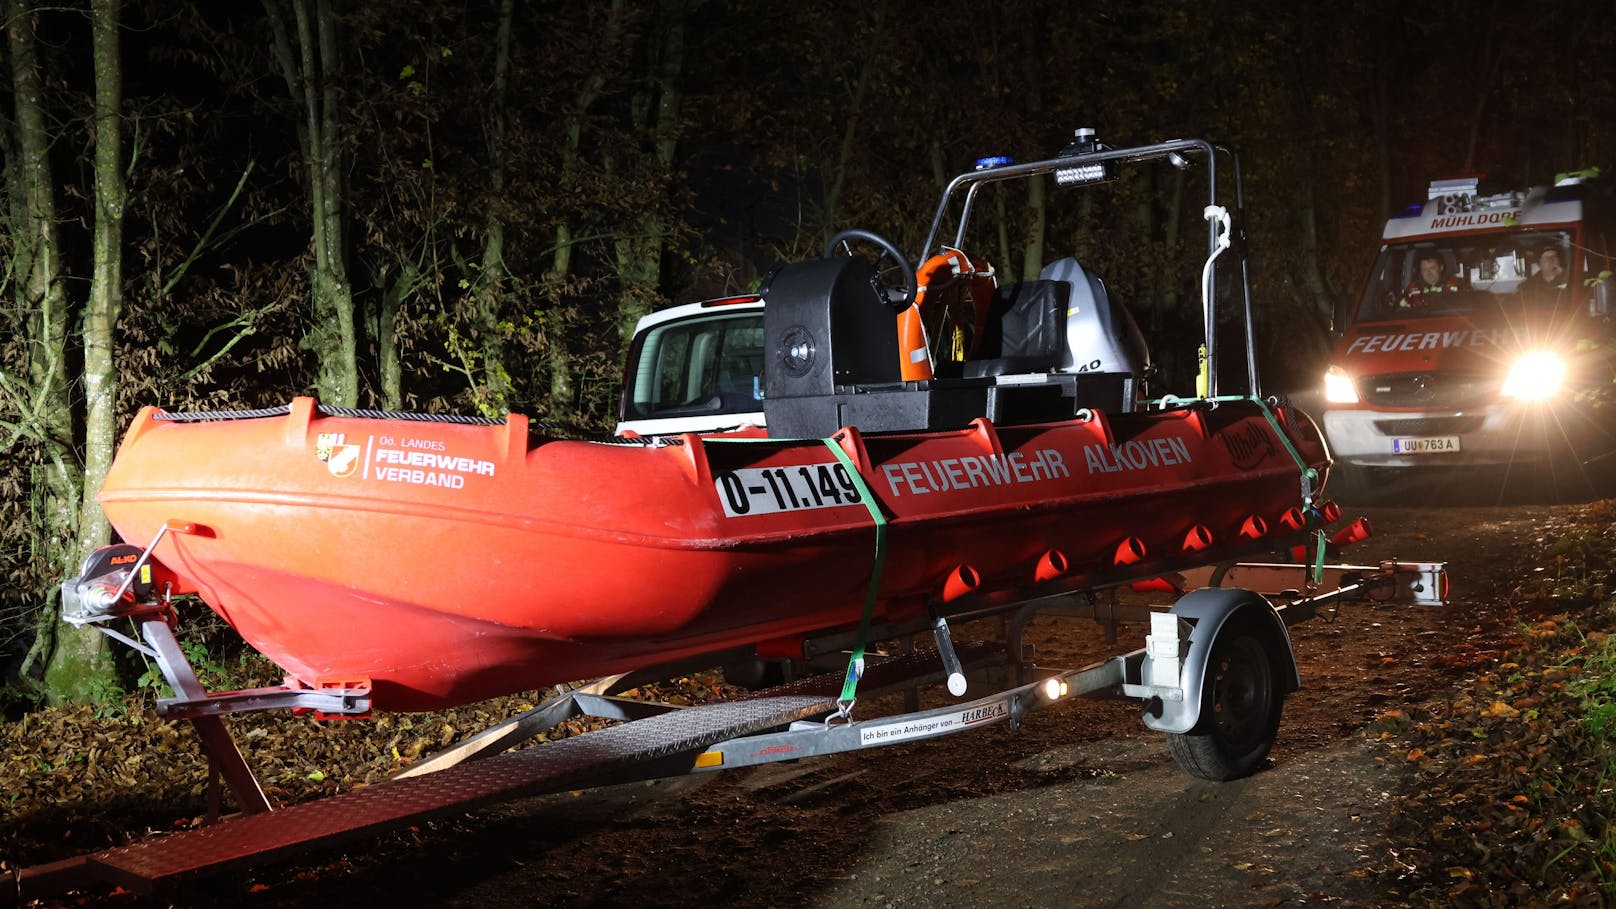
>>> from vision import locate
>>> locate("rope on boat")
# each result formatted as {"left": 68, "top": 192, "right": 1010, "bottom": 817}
{"left": 152, "top": 404, "right": 503, "bottom": 425}
{"left": 316, "top": 406, "right": 503, "bottom": 425}
{"left": 592, "top": 434, "right": 685, "bottom": 446}
{"left": 153, "top": 404, "right": 293, "bottom": 422}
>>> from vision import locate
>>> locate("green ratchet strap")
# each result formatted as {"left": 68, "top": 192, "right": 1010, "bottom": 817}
{"left": 1200, "top": 395, "right": 1326, "bottom": 587}
{"left": 1311, "top": 529, "right": 1328, "bottom": 589}
{"left": 702, "top": 434, "right": 889, "bottom": 720}
{"left": 821, "top": 438, "right": 887, "bottom": 718}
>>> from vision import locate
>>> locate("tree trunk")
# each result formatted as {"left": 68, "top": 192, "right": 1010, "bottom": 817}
{"left": 1016, "top": 7, "right": 1046, "bottom": 281}
{"left": 266, "top": 0, "right": 358, "bottom": 407}
{"left": 1296, "top": 181, "right": 1334, "bottom": 318}
{"left": 549, "top": 0, "right": 626, "bottom": 408}
{"left": 475, "top": 0, "right": 514, "bottom": 415}
{"left": 1460, "top": 3, "right": 1502, "bottom": 173}
{"left": 1373, "top": 39, "right": 1392, "bottom": 228}
{"left": 375, "top": 263, "right": 417, "bottom": 410}
{"left": 613, "top": 0, "right": 684, "bottom": 347}
{"left": 1020, "top": 175, "right": 1046, "bottom": 281}
{"left": 79, "top": 0, "right": 125, "bottom": 557}
{"left": 820, "top": 40, "right": 869, "bottom": 241}
{"left": 1162, "top": 166, "right": 1186, "bottom": 314}
{"left": 5, "top": 0, "right": 113, "bottom": 702}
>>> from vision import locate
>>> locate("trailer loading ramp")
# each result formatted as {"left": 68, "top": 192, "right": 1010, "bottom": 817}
{"left": 7, "top": 642, "right": 1004, "bottom": 904}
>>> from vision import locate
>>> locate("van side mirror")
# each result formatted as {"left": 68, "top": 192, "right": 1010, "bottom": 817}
{"left": 1330, "top": 296, "right": 1350, "bottom": 335}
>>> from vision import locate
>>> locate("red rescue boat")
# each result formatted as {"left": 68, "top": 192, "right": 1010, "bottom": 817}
{"left": 96, "top": 393, "right": 1328, "bottom": 710}
{"left": 81, "top": 133, "right": 1338, "bottom": 712}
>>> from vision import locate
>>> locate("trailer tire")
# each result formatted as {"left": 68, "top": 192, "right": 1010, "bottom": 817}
{"left": 723, "top": 658, "right": 796, "bottom": 691}
{"left": 1166, "top": 630, "right": 1282, "bottom": 781}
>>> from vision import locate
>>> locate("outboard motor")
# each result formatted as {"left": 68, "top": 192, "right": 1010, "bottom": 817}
{"left": 1041, "top": 258, "right": 1150, "bottom": 381}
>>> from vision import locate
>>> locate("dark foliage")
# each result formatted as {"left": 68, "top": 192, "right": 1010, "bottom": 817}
{"left": 1, "top": 0, "right": 1612, "bottom": 704}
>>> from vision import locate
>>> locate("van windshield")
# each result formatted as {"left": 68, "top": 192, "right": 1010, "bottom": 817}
{"left": 623, "top": 310, "right": 765, "bottom": 420}
{"left": 1354, "top": 230, "right": 1576, "bottom": 323}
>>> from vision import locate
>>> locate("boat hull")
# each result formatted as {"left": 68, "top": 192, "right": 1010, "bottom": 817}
{"left": 97, "top": 397, "right": 1330, "bottom": 710}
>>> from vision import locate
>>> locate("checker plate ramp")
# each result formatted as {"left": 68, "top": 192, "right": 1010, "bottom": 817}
{"left": 17, "top": 642, "right": 1002, "bottom": 900}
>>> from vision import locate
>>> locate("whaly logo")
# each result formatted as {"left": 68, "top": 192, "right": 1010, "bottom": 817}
{"left": 1222, "top": 422, "right": 1277, "bottom": 471}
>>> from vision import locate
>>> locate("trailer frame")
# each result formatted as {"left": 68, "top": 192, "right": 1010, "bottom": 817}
{"left": 7, "top": 552, "right": 1445, "bottom": 905}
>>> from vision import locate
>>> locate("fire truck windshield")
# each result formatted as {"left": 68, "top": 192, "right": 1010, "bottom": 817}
{"left": 1353, "top": 229, "right": 1575, "bottom": 323}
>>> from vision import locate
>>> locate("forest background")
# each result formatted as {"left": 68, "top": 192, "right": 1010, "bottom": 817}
{"left": 1, "top": 0, "right": 1611, "bottom": 711}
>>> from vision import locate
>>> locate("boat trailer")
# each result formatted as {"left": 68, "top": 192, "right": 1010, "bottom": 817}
{"left": 7, "top": 550, "right": 1445, "bottom": 904}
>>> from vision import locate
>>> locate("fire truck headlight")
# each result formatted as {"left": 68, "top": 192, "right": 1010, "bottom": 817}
{"left": 1501, "top": 351, "right": 1567, "bottom": 401}
{"left": 1324, "top": 367, "right": 1359, "bottom": 404}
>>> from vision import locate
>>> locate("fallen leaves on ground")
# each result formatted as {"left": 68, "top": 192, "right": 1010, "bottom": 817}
{"left": 0, "top": 665, "right": 742, "bottom": 870}
{"left": 1375, "top": 500, "right": 1616, "bottom": 906}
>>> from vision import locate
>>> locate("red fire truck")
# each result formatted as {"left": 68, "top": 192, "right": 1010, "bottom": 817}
{"left": 1322, "top": 173, "right": 1616, "bottom": 493}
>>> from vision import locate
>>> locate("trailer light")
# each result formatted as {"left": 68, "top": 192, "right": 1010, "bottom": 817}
{"left": 1324, "top": 367, "right": 1359, "bottom": 404}
{"left": 1501, "top": 351, "right": 1567, "bottom": 400}
{"left": 1042, "top": 677, "right": 1069, "bottom": 700}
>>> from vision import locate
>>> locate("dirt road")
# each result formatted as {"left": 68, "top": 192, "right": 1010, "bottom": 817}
{"left": 217, "top": 495, "right": 1563, "bottom": 909}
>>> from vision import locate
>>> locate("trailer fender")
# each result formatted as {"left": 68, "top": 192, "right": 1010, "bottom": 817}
{"left": 1140, "top": 588, "right": 1300, "bottom": 734}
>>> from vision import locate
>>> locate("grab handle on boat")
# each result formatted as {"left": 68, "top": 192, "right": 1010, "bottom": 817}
{"left": 1330, "top": 517, "right": 1372, "bottom": 547}
{"left": 1113, "top": 537, "right": 1146, "bottom": 566}
{"left": 941, "top": 564, "right": 980, "bottom": 603}
{"left": 1278, "top": 507, "right": 1306, "bottom": 532}
{"left": 1182, "top": 525, "right": 1213, "bottom": 553}
{"left": 1034, "top": 549, "right": 1069, "bottom": 584}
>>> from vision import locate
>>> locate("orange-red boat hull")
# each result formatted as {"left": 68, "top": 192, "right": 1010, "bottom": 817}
{"left": 97, "top": 397, "right": 1330, "bottom": 710}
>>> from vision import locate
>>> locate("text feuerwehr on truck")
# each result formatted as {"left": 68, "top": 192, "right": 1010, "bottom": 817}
{"left": 1322, "top": 173, "right": 1616, "bottom": 489}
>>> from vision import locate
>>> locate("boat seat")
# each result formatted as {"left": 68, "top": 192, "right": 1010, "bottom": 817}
{"left": 961, "top": 280, "right": 1069, "bottom": 378}
{"left": 960, "top": 258, "right": 1151, "bottom": 415}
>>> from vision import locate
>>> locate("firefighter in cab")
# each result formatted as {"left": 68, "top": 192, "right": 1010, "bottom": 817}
{"left": 1399, "top": 253, "right": 1465, "bottom": 308}
{"left": 1533, "top": 247, "right": 1568, "bottom": 289}
{"left": 1519, "top": 246, "right": 1571, "bottom": 305}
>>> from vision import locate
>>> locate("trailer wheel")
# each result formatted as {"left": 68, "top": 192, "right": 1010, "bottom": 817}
{"left": 1166, "top": 631, "right": 1282, "bottom": 781}
{"left": 723, "top": 658, "right": 796, "bottom": 691}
